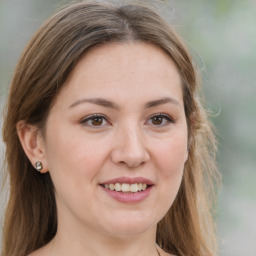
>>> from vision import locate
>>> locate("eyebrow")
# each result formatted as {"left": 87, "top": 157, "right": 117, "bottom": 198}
{"left": 144, "top": 97, "right": 181, "bottom": 109}
{"left": 69, "top": 97, "right": 181, "bottom": 110}
{"left": 69, "top": 98, "right": 120, "bottom": 110}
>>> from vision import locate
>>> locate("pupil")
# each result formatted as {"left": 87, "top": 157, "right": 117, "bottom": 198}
{"left": 153, "top": 117, "right": 162, "bottom": 125}
{"left": 92, "top": 117, "right": 102, "bottom": 126}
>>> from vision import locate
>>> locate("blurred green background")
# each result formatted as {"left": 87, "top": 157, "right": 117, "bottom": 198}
{"left": 0, "top": 0, "right": 255, "bottom": 255}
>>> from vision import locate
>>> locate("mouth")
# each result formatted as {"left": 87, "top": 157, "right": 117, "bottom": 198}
{"left": 99, "top": 177, "right": 154, "bottom": 202}
{"left": 100, "top": 183, "right": 152, "bottom": 193}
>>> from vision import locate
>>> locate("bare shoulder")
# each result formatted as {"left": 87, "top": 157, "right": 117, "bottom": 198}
{"left": 162, "top": 251, "right": 177, "bottom": 256}
{"left": 157, "top": 246, "right": 177, "bottom": 256}
{"left": 28, "top": 250, "right": 41, "bottom": 256}
{"left": 27, "top": 248, "right": 45, "bottom": 256}
{"left": 27, "top": 243, "right": 52, "bottom": 256}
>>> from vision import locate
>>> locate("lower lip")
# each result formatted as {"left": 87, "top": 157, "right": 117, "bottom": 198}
{"left": 101, "top": 186, "right": 153, "bottom": 203}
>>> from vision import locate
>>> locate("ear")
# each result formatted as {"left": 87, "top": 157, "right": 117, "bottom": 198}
{"left": 16, "top": 120, "right": 48, "bottom": 173}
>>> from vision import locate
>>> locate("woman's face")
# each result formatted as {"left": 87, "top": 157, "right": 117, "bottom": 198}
{"left": 43, "top": 42, "right": 188, "bottom": 237}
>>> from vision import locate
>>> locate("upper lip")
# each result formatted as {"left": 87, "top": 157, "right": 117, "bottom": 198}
{"left": 100, "top": 176, "right": 154, "bottom": 185}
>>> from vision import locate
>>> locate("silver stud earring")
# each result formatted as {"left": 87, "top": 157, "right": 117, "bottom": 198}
{"left": 35, "top": 161, "right": 43, "bottom": 172}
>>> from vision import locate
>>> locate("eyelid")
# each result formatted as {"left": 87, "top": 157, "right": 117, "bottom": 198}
{"left": 149, "top": 113, "right": 174, "bottom": 120}
{"left": 80, "top": 113, "right": 111, "bottom": 126}
{"left": 146, "top": 113, "right": 174, "bottom": 126}
{"left": 79, "top": 113, "right": 174, "bottom": 127}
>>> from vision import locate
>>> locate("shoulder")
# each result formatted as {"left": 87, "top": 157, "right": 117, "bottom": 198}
{"left": 157, "top": 246, "right": 177, "bottom": 256}
{"left": 27, "top": 249, "right": 44, "bottom": 256}
{"left": 27, "top": 243, "right": 51, "bottom": 256}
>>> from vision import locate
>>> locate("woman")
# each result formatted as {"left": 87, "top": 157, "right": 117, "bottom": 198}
{"left": 1, "top": 1, "right": 220, "bottom": 256}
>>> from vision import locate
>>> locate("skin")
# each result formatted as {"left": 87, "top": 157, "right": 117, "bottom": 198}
{"left": 19, "top": 42, "right": 188, "bottom": 256}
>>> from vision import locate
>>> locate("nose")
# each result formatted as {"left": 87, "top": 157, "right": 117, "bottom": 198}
{"left": 111, "top": 125, "right": 150, "bottom": 168}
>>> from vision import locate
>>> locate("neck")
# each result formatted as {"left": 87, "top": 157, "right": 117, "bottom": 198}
{"left": 49, "top": 224, "right": 159, "bottom": 256}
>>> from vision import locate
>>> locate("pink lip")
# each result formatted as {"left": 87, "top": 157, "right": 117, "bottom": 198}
{"left": 101, "top": 176, "right": 154, "bottom": 185}
{"left": 100, "top": 176, "right": 154, "bottom": 203}
{"left": 101, "top": 185, "right": 153, "bottom": 203}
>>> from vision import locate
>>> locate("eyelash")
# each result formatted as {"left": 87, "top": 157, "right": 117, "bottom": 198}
{"left": 146, "top": 113, "right": 174, "bottom": 126}
{"left": 80, "top": 114, "right": 110, "bottom": 127}
{"left": 80, "top": 113, "right": 174, "bottom": 128}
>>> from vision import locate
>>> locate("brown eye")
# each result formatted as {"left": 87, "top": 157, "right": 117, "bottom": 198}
{"left": 81, "top": 114, "right": 109, "bottom": 127}
{"left": 147, "top": 114, "right": 173, "bottom": 127}
{"left": 152, "top": 116, "right": 164, "bottom": 125}
{"left": 91, "top": 117, "right": 103, "bottom": 126}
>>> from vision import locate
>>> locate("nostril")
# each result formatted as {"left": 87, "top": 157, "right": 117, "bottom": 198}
{"left": 110, "top": 142, "right": 150, "bottom": 167}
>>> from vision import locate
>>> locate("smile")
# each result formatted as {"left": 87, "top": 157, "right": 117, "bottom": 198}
{"left": 100, "top": 177, "right": 154, "bottom": 203}
{"left": 103, "top": 183, "right": 149, "bottom": 193}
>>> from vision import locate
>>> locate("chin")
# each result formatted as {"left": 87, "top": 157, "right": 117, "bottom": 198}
{"left": 106, "top": 225, "right": 154, "bottom": 239}
{"left": 100, "top": 213, "right": 157, "bottom": 238}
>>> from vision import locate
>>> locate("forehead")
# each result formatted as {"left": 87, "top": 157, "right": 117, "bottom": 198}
{"left": 57, "top": 42, "right": 183, "bottom": 107}
{"left": 70, "top": 41, "right": 180, "bottom": 82}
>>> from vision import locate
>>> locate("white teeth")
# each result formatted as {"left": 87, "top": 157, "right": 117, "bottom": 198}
{"left": 130, "top": 183, "right": 138, "bottom": 192}
{"left": 109, "top": 184, "right": 115, "bottom": 190}
{"left": 121, "top": 183, "right": 130, "bottom": 192}
{"left": 115, "top": 183, "right": 122, "bottom": 192}
{"left": 104, "top": 183, "right": 149, "bottom": 192}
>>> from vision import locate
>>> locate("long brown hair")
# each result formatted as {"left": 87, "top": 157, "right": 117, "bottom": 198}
{"left": 1, "top": 1, "right": 220, "bottom": 255}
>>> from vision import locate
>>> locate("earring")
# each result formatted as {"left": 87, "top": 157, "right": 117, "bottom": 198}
{"left": 35, "top": 161, "right": 43, "bottom": 172}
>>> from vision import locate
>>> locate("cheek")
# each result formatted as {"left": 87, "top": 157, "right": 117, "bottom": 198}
{"left": 45, "top": 128, "right": 109, "bottom": 185}
{"left": 149, "top": 133, "right": 187, "bottom": 218}
{"left": 153, "top": 134, "right": 188, "bottom": 178}
{"left": 44, "top": 131, "right": 109, "bottom": 215}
